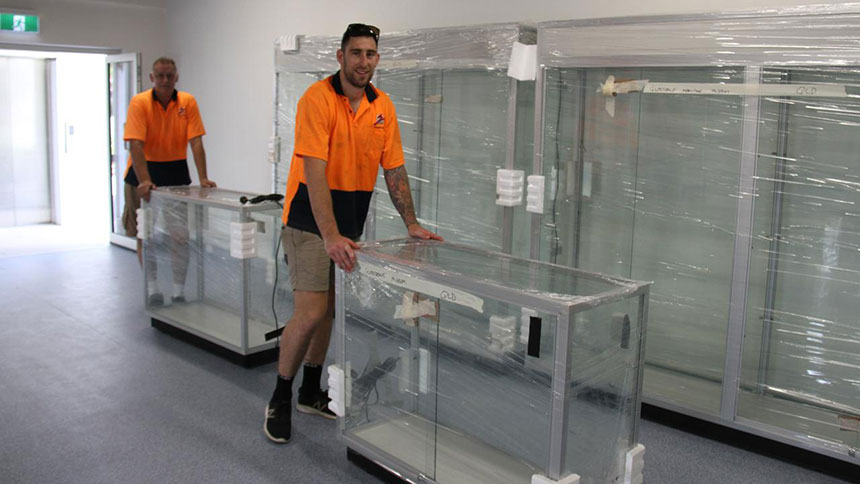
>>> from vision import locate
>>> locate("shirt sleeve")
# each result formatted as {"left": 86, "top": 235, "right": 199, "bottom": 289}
{"left": 380, "top": 100, "right": 405, "bottom": 170}
{"left": 123, "top": 96, "right": 147, "bottom": 142}
{"left": 186, "top": 96, "right": 206, "bottom": 140}
{"left": 293, "top": 89, "right": 331, "bottom": 162}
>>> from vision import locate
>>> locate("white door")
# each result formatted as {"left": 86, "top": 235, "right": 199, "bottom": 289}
{"left": 107, "top": 53, "right": 140, "bottom": 249}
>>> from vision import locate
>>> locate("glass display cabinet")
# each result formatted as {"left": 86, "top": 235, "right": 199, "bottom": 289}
{"left": 141, "top": 187, "right": 290, "bottom": 366}
{"left": 272, "top": 24, "right": 535, "bottom": 256}
{"left": 532, "top": 5, "right": 860, "bottom": 464}
{"left": 331, "top": 239, "right": 650, "bottom": 484}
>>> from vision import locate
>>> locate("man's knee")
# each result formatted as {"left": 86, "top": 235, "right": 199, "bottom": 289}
{"left": 293, "top": 306, "right": 329, "bottom": 328}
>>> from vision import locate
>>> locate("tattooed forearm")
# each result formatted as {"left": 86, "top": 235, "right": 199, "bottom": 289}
{"left": 384, "top": 165, "right": 418, "bottom": 227}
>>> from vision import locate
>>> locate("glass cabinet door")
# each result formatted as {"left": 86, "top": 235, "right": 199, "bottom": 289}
{"left": 373, "top": 69, "right": 530, "bottom": 253}
{"left": 433, "top": 300, "right": 555, "bottom": 484}
{"left": 541, "top": 66, "right": 746, "bottom": 416}
{"left": 273, "top": 71, "right": 319, "bottom": 196}
{"left": 341, "top": 269, "right": 439, "bottom": 479}
{"left": 371, "top": 69, "right": 442, "bottom": 242}
{"left": 740, "top": 67, "right": 860, "bottom": 449}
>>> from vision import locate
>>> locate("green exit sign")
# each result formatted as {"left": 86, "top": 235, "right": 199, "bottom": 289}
{"left": 1, "top": 12, "right": 39, "bottom": 33}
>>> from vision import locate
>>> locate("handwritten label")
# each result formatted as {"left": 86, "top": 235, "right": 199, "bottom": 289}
{"left": 643, "top": 82, "right": 848, "bottom": 98}
{"left": 377, "top": 59, "right": 420, "bottom": 70}
{"left": 359, "top": 262, "right": 484, "bottom": 314}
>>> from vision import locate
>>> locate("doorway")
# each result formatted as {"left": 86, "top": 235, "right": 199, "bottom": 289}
{"left": 0, "top": 49, "right": 118, "bottom": 257}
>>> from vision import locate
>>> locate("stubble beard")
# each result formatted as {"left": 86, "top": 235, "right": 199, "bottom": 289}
{"left": 344, "top": 66, "right": 372, "bottom": 90}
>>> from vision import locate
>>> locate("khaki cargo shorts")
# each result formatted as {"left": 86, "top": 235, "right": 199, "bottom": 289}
{"left": 122, "top": 182, "right": 141, "bottom": 237}
{"left": 281, "top": 226, "right": 334, "bottom": 292}
{"left": 122, "top": 183, "right": 187, "bottom": 238}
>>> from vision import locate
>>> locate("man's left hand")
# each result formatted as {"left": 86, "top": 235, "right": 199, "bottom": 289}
{"left": 200, "top": 178, "right": 217, "bottom": 188}
{"left": 407, "top": 223, "right": 443, "bottom": 241}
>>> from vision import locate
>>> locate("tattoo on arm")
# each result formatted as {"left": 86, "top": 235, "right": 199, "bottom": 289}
{"left": 384, "top": 165, "right": 418, "bottom": 227}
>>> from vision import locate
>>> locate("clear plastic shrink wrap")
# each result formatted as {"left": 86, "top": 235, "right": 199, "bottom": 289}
{"left": 534, "top": 4, "right": 860, "bottom": 463}
{"left": 334, "top": 239, "right": 650, "bottom": 484}
{"left": 142, "top": 187, "right": 291, "bottom": 359}
{"left": 273, "top": 4, "right": 860, "bottom": 470}
{"left": 272, "top": 24, "right": 536, "bottom": 255}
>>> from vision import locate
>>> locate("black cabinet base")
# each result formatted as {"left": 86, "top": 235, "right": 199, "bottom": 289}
{"left": 346, "top": 448, "right": 410, "bottom": 484}
{"left": 151, "top": 318, "right": 279, "bottom": 367}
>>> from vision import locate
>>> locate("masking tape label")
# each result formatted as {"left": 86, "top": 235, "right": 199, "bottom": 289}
{"left": 360, "top": 261, "right": 484, "bottom": 314}
{"left": 378, "top": 59, "right": 420, "bottom": 70}
{"left": 643, "top": 82, "right": 848, "bottom": 97}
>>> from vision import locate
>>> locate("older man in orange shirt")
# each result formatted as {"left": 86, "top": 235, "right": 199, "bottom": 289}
{"left": 122, "top": 57, "right": 216, "bottom": 305}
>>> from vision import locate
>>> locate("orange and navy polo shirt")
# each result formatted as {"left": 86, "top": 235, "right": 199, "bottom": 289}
{"left": 282, "top": 72, "right": 405, "bottom": 238}
{"left": 122, "top": 88, "right": 206, "bottom": 186}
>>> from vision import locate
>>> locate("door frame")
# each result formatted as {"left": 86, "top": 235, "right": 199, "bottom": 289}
{"left": 107, "top": 52, "right": 141, "bottom": 251}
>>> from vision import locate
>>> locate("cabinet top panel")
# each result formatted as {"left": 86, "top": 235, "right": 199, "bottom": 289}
{"left": 275, "top": 23, "right": 535, "bottom": 73}
{"left": 538, "top": 5, "right": 860, "bottom": 68}
{"left": 150, "top": 186, "right": 281, "bottom": 211}
{"left": 355, "top": 239, "right": 649, "bottom": 312}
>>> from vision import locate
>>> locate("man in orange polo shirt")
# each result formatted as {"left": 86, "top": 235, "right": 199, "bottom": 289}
{"left": 122, "top": 57, "right": 216, "bottom": 305}
{"left": 264, "top": 23, "right": 442, "bottom": 444}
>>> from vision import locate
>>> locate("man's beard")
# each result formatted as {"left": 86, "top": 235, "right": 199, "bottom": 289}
{"left": 344, "top": 68, "right": 372, "bottom": 89}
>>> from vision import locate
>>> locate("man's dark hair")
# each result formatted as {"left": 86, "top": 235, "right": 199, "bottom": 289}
{"left": 341, "top": 23, "right": 379, "bottom": 50}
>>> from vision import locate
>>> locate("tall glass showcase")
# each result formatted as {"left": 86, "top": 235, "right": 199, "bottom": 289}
{"left": 533, "top": 6, "right": 860, "bottom": 464}
{"left": 272, "top": 24, "right": 535, "bottom": 256}
{"left": 141, "top": 187, "right": 290, "bottom": 366}
{"left": 333, "top": 239, "right": 649, "bottom": 484}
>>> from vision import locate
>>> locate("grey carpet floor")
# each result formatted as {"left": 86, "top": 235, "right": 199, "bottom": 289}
{"left": 0, "top": 246, "right": 853, "bottom": 483}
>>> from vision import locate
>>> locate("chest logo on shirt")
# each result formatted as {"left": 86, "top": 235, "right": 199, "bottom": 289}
{"left": 374, "top": 114, "right": 384, "bottom": 127}
{"left": 178, "top": 107, "right": 186, "bottom": 117}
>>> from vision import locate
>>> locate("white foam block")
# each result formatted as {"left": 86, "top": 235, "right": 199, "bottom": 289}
{"left": 279, "top": 34, "right": 301, "bottom": 52}
{"left": 508, "top": 42, "right": 537, "bottom": 81}
{"left": 625, "top": 443, "right": 645, "bottom": 484}
{"left": 532, "top": 473, "right": 580, "bottom": 484}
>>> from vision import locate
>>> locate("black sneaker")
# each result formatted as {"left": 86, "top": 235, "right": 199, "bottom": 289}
{"left": 264, "top": 400, "right": 291, "bottom": 443}
{"left": 297, "top": 390, "right": 336, "bottom": 420}
{"left": 148, "top": 293, "right": 164, "bottom": 306}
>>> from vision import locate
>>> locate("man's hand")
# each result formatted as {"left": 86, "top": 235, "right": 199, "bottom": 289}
{"left": 200, "top": 178, "right": 217, "bottom": 188}
{"left": 324, "top": 234, "right": 361, "bottom": 272}
{"left": 137, "top": 180, "right": 156, "bottom": 202}
{"left": 407, "top": 223, "right": 443, "bottom": 241}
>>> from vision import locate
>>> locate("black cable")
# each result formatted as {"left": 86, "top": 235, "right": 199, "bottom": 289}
{"left": 551, "top": 72, "right": 563, "bottom": 264}
{"left": 270, "top": 201, "right": 284, "bottom": 341}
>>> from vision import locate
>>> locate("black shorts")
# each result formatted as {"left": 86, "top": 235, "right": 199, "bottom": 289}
{"left": 124, "top": 159, "right": 191, "bottom": 187}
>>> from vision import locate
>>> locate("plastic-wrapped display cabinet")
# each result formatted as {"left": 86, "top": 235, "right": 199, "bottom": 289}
{"left": 329, "top": 239, "right": 649, "bottom": 484}
{"left": 272, "top": 24, "right": 536, "bottom": 255}
{"left": 140, "top": 187, "right": 289, "bottom": 366}
{"left": 532, "top": 5, "right": 860, "bottom": 464}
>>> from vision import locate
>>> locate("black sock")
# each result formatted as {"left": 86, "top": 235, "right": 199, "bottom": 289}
{"left": 300, "top": 363, "right": 322, "bottom": 396}
{"left": 271, "top": 374, "right": 293, "bottom": 404}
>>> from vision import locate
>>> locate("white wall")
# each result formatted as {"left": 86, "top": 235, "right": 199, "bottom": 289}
{"left": 165, "top": 0, "right": 852, "bottom": 194}
{"left": 0, "top": 0, "right": 167, "bottom": 71}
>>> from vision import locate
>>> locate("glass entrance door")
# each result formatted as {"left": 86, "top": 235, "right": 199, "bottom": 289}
{"left": 107, "top": 53, "right": 140, "bottom": 249}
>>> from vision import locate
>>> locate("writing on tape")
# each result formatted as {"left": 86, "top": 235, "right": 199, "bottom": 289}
{"left": 360, "top": 262, "right": 484, "bottom": 313}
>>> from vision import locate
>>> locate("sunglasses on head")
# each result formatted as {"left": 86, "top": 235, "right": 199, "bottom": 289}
{"left": 346, "top": 23, "right": 380, "bottom": 43}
